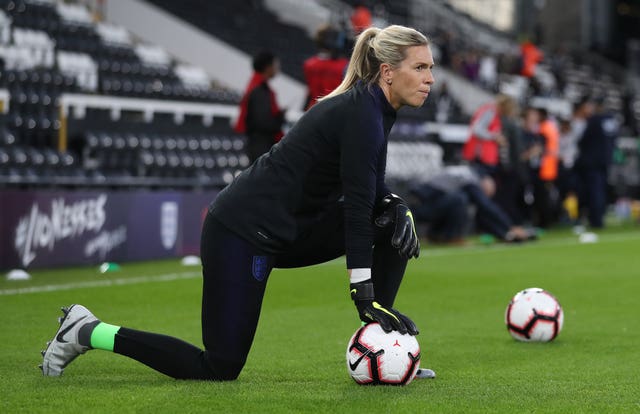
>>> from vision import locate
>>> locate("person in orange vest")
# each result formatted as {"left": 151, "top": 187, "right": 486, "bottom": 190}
{"left": 532, "top": 107, "right": 561, "bottom": 227}
{"left": 520, "top": 39, "right": 543, "bottom": 78}
{"left": 462, "top": 94, "right": 516, "bottom": 177}
{"left": 538, "top": 108, "right": 560, "bottom": 182}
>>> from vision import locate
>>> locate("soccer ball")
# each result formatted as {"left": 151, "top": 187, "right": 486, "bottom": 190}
{"left": 346, "top": 323, "right": 421, "bottom": 385}
{"left": 505, "top": 287, "right": 564, "bottom": 342}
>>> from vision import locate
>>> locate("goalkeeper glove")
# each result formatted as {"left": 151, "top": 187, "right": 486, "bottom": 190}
{"left": 374, "top": 194, "right": 420, "bottom": 259}
{"left": 350, "top": 280, "right": 419, "bottom": 335}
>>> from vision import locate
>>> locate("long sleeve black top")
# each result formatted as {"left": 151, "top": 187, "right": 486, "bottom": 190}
{"left": 210, "top": 81, "right": 395, "bottom": 269}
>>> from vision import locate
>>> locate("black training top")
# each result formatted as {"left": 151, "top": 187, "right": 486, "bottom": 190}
{"left": 210, "top": 81, "right": 395, "bottom": 269}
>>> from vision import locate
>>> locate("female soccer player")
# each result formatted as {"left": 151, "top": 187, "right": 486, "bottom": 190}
{"left": 41, "top": 24, "right": 435, "bottom": 380}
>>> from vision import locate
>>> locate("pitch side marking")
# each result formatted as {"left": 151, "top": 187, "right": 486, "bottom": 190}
{"left": 4, "top": 232, "right": 639, "bottom": 295}
{"left": 0, "top": 271, "right": 201, "bottom": 296}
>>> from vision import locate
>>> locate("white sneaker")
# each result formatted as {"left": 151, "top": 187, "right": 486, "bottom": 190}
{"left": 41, "top": 305, "right": 97, "bottom": 376}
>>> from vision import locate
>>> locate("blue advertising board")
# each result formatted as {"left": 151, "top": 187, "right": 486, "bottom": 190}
{"left": 0, "top": 190, "right": 216, "bottom": 269}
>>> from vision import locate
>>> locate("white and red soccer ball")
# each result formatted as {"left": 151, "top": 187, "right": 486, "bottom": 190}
{"left": 505, "top": 287, "right": 564, "bottom": 342}
{"left": 346, "top": 322, "right": 421, "bottom": 385}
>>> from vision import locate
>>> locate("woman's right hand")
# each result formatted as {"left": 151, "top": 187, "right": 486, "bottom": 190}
{"left": 350, "top": 281, "right": 419, "bottom": 335}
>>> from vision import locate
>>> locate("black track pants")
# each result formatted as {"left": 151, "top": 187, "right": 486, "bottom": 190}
{"left": 114, "top": 206, "right": 408, "bottom": 380}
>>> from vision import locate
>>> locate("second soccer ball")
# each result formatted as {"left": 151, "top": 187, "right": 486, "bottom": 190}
{"left": 505, "top": 287, "right": 564, "bottom": 342}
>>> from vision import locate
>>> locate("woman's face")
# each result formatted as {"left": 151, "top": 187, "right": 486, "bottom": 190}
{"left": 382, "top": 45, "right": 435, "bottom": 110}
{"left": 264, "top": 59, "right": 280, "bottom": 80}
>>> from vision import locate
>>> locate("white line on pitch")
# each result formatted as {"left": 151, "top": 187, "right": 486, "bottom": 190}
{"left": 0, "top": 271, "right": 201, "bottom": 296}
{"left": 4, "top": 232, "right": 639, "bottom": 295}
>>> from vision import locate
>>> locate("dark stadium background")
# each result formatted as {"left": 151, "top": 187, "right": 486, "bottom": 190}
{"left": 1, "top": 0, "right": 639, "bottom": 270}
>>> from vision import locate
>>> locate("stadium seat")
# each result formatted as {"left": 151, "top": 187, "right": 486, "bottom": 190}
{"left": 0, "top": 127, "right": 16, "bottom": 146}
{"left": 0, "top": 147, "right": 10, "bottom": 167}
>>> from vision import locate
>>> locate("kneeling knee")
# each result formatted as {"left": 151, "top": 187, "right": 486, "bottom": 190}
{"left": 216, "top": 368, "right": 241, "bottom": 381}
{"left": 206, "top": 356, "right": 245, "bottom": 381}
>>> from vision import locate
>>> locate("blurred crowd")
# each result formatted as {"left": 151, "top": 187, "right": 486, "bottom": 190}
{"left": 464, "top": 94, "right": 618, "bottom": 230}
{"left": 238, "top": 1, "right": 631, "bottom": 244}
{"left": 429, "top": 25, "right": 638, "bottom": 136}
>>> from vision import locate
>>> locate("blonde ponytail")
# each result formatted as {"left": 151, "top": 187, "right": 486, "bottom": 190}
{"left": 319, "top": 25, "right": 429, "bottom": 101}
{"left": 321, "top": 27, "right": 381, "bottom": 100}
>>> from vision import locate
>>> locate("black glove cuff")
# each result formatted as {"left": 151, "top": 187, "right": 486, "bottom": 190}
{"left": 350, "top": 281, "right": 375, "bottom": 302}
{"left": 374, "top": 194, "right": 410, "bottom": 229}
{"left": 374, "top": 194, "right": 406, "bottom": 217}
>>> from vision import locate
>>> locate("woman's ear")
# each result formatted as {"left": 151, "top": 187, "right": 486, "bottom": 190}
{"left": 380, "top": 63, "right": 393, "bottom": 85}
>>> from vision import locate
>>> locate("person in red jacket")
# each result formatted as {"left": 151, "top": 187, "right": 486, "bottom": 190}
{"left": 350, "top": 1, "right": 372, "bottom": 34}
{"left": 303, "top": 25, "right": 349, "bottom": 110}
{"left": 235, "top": 51, "right": 285, "bottom": 163}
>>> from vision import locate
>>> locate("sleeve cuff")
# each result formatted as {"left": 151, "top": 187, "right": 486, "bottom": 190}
{"left": 349, "top": 268, "right": 372, "bottom": 284}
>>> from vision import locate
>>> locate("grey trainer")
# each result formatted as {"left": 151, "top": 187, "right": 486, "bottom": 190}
{"left": 40, "top": 305, "right": 97, "bottom": 376}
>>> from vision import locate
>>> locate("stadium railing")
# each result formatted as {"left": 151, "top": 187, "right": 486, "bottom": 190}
{"left": 57, "top": 93, "right": 239, "bottom": 152}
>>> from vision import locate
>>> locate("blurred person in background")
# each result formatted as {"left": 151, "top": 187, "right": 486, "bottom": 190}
{"left": 408, "top": 166, "right": 535, "bottom": 244}
{"left": 434, "top": 81, "right": 454, "bottom": 123}
{"left": 538, "top": 108, "right": 560, "bottom": 185}
{"left": 575, "top": 97, "right": 619, "bottom": 228}
{"left": 558, "top": 98, "right": 594, "bottom": 222}
{"left": 621, "top": 91, "right": 638, "bottom": 136}
{"left": 235, "top": 51, "right": 285, "bottom": 163}
{"left": 519, "top": 38, "right": 543, "bottom": 79}
{"left": 529, "top": 107, "right": 560, "bottom": 227}
{"left": 519, "top": 106, "right": 543, "bottom": 224}
{"left": 512, "top": 107, "right": 560, "bottom": 228}
{"left": 371, "top": 3, "right": 389, "bottom": 29}
{"left": 433, "top": 29, "right": 452, "bottom": 68}
{"left": 462, "top": 94, "right": 513, "bottom": 179}
{"left": 303, "top": 25, "right": 349, "bottom": 110}
{"left": 41, "top": 25, "right": 435, "bottom": 382}
{"left": 461, "top": 50, "right": 480, "bottom": 83}
{"left": 478, "top": 50, "right": 498, "bottom": 92}
{"left": 558, "top": 118, "right": 577, "bottom": 222}
{"left": 350, "top": 1, "right": 372, "bottom": 34}
{"left": 493, "top": 96, "right": 528, "bottom": 225}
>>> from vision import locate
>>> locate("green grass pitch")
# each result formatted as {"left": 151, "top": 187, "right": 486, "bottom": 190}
{"left": 1, "top": 226, "right": 639, "bottom": 413}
